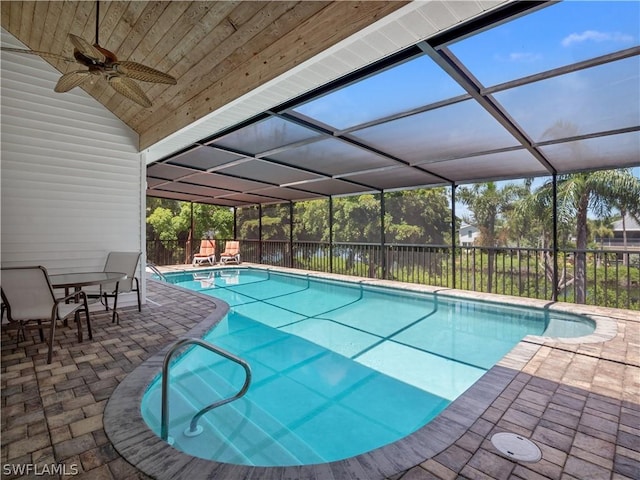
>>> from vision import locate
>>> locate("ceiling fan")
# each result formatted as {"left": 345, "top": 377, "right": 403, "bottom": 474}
{"left": 1, "top": 1, "right": 176, "bottom": 108}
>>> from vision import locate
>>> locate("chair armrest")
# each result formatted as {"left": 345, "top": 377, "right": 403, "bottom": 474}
{"left": 55, "top": 290, "right": 89, "bottom": 305}
{"left": 56, "top": 290, "right": 88, "bottom": 303}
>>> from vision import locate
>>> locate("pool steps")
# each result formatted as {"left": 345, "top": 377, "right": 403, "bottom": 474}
{"left": 144, "top": 364, "right": 326, "bottom": 465}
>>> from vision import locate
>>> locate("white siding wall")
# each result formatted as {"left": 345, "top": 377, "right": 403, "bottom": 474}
{"left": 1, "top": 29, "right": 146, "bottom": 303}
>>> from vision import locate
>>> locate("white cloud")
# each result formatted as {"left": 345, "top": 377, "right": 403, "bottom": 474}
{"left": 561, "top": 30, "right": 634, "bottom": 47}
{"left": 507, "top": 52, "right": 543, "bottom": 63}
{"left": 493, "top": 52, "right": 543, "bottom": 64}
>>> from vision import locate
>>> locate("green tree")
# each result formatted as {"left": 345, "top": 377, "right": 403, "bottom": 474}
{"left": 293, "top": 199, "right": 330, "bottom": 242}
{"left": 587, "top": 217, "right": 614, "bottom": 248}
{"left": 146, "top": 200, "right": 233, "bottom": 243}
{"left": 261, "top": 203, "right": 291, "bottom": 241}
{"left": 147, "top": 206, "right": 182, "bottom": 241}
{"left": 332, "top": 194, "right": 381, "bottom": 275}
{"left": 457, "top": 181, "right": 524, "bottom": 292}
{"left": 528, "top": 169, "right": 640, "bottom": 303}
{"left": 385, "top": 188, "right": 450, "bottom": 244}
{"left": 333, "top": 194, "right": 381, "bottom": 243}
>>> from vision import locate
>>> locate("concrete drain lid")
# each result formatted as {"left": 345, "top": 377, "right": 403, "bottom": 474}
{"left": 491, "top": 432, "right": 542, "bottom": 462}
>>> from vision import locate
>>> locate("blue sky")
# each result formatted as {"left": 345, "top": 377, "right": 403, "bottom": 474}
{"left": 449, "top": 0, "right": 639, "bottom": 87}
{"left": 295, "top": 1, "right": 640, "bottom": 129}
{"left": 293, "top": 0, "right": 640, "bottom": 222}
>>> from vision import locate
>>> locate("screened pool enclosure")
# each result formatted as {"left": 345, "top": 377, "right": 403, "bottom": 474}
{"left": 147, "top": 1, "right": 640, "bottom": 310}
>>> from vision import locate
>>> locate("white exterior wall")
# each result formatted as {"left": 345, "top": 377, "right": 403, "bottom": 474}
{"left": 1, "top": 29, "right": 146, "bottom": 303}
{"left": 459, "top": 224, "right": 480, "bottom": 247}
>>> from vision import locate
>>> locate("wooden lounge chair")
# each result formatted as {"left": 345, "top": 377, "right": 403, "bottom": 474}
{"left": 192, "top": 239, "right": 216, "bottom": 266}
{"left": 1, "top": 266, "right": 91, "bottom": 364}
{"left": 219, "top": 241, "right": 241, "bottom": 265}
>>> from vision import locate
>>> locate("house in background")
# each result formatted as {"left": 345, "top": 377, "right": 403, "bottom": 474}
{"left": 611, "top": 215, "right": 640, "bottom": 246}
{"left": 459, "top": 223, "right": 480, "bottom": 247}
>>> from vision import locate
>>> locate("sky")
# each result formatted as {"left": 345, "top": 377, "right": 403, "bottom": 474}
{"left": 295, "top": 1, "right": 640, "bottom": 131}
{"left": 449, "top": 0, "right": 639, "bottom": 87}
{"left": 294, "top": 0, "right": 640, "bottom": 224}
{"left": 296, "top": 0, "right": 640, "bottom": 224}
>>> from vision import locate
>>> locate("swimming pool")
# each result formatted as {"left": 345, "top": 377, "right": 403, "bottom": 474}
{"left": 141, "top": 267, "right": 595, "bottom": 467}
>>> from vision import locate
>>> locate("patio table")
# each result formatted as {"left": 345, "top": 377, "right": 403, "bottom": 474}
{"left": 50, "top": 271, "right": 127, "bottom": 324}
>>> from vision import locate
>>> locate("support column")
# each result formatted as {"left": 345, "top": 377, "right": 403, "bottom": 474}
{"left": 552, "top": 173, "right": 558, "bottom": 301}
{"left": 258, "top": 204, "right": 263, "bottom": 264}
{"left": 233, "top": 207, "right": 237, "bottom": 240}
{"left": 380, "top": 191, "right": 386, "bottom": 279}
{"left": 289, "top": 202, "right": 294, "bottom": 268}
{"left": 188, "top": 201, "right": 195, "bottom": 264}
{"left": 329, "top": 197, "right": 334, "bottom": 273}
{"left": 451, "top": 184, "right": 457, "bottom": 289}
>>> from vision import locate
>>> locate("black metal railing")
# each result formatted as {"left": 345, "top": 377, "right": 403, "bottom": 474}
{"left": 146, "top": 238, "right": 639, "bottom": 310}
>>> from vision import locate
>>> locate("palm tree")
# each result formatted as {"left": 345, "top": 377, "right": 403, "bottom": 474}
{"left": 587, "top": 217, "right": 614, "bottom": 247}
{"left": 588, "top": 217, "right": 614, "bottom": 267}
{"left": 457, "top": 182, "right": 523, "bottom": 293}
{"left": 528, "top": 169, "right": 640, "bottom": 303}
{"left": 602, "top": 175, "right": 640, "bottom": 264}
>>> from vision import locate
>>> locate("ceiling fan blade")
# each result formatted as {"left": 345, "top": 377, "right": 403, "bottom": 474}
{"left": 54, "top": 71, "right": 93, "bottom": 92}
{"left": 1, "top": 47, "right": 75, "bottom": 63}
{"left": 93, "top": 43, "right": 118, "bottom": 63}
{"left": 114, "top": 61, "right": 177, "bottom": 85}
{"left": 69, "top": 34, "right": 106, "bottom": 63}
{"left": 108, "top": 75, "right": 152, "bottom": 108}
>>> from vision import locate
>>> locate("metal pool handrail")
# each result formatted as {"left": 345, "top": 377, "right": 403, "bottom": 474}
{"left": 146, "top": 262, "right": 167, "bottom": 281}
{"left": 160, "top": 338, "right": 252, "bottom": 442}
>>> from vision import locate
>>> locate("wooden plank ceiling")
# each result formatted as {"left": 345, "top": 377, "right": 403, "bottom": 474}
{"left": 1, "top": 1, "right": 407, "bottom": 151}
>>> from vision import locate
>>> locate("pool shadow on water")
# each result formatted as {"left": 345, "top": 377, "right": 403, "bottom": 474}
{"left": 141, "top": 311, "right": 452, "bottom": 466}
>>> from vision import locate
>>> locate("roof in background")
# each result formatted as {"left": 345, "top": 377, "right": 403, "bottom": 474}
{"left": 613, "top": 215, "right": 640, "bottom": 232}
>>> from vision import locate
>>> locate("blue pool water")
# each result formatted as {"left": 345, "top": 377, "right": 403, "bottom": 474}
{"left": 142, "top": 268, "right": 595, "bottom": 466}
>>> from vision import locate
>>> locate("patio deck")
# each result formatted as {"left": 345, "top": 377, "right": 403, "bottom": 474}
{"left": 1, "top": 270, "right": 638, "bottom": 480}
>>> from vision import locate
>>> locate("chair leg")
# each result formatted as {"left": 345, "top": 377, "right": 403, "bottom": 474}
{"left": 79, "top": 296, "right": 92, "bottom": 340}
{"left": 85, "top": 306, "right": 92, "bottom": 340}
{"left": 135, "top": 278, "right": 141, "bottom": 312}
{"left": 102, "top": 292, "right": 110, "bottom": 311}
{"left": 111, "top": 292, "right": 119, "bottom": 324}
{"left": 17, "top": 323, "right": 26, "bottom": 344}
{"left": 37, "top": 319, "right": 45, "bottom": 342}
{"left": 75, "top": 311, "right": 83, "bottom": 343}
{"left": 47, "top": 317, "right": 56, "bottom": 364}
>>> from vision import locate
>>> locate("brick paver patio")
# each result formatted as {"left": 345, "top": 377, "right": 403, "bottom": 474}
{"left": 1, "top": 273, "right": 638, "bottom": 479}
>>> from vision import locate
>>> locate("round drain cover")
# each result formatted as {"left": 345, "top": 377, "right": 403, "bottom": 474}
{"left": 491, "top": 432, "right": 542, "bottom": 462}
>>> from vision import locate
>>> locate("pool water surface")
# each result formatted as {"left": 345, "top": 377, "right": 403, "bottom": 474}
{"left": 141, "top": 268, "right": 594, "bottom": 466}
